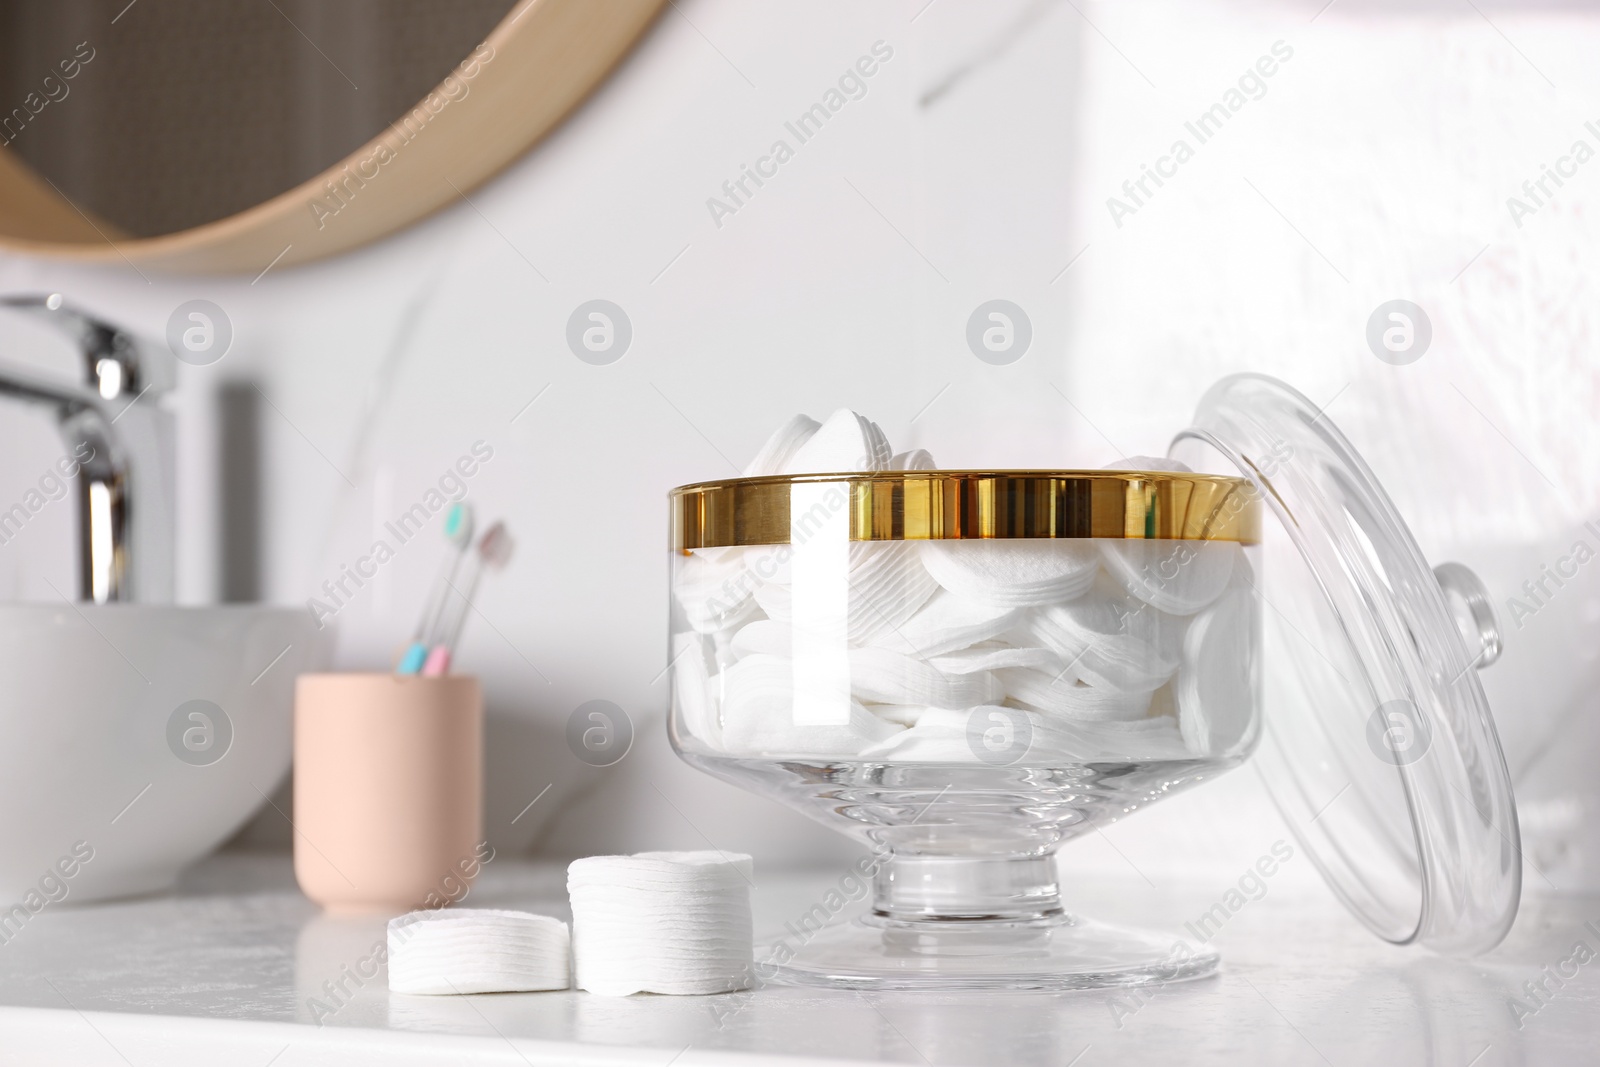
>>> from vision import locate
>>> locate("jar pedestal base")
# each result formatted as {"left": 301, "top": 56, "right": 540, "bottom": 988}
{"left": 767, "top": 912, "right": 1219, "bottom": 992}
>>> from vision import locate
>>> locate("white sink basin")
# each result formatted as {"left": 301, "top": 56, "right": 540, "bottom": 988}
{"left": 0, "top": 604, "right": 329, "bottom": 903}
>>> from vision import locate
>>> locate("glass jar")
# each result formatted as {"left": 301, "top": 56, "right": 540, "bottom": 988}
{"left": 666, "top": 374, "right": 1520, "bottom": 990}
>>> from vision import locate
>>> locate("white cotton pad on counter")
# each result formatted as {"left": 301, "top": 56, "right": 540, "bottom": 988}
{"left": 387, "top": 909, "right": 570, "bottom": 995}
{"left": 1176, "top": 583, "right": 1258, "bottom": 756}
{"left": 921, "top": 539, "right": 1100, "bottom": 608}
{"left": 568, "top": 851, "right": 754, "bottom": 997}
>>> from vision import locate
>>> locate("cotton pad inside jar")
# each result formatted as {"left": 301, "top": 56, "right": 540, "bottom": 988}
{"left": 669, "top": 413, "right": 1260, "bottom": 767}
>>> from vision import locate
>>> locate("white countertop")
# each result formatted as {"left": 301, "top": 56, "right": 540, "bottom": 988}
{"left": 0, "top": 851, "right": 1595, "bottom": 1066}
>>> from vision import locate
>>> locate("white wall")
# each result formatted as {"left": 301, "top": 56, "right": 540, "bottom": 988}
{"left": 2, "top": 0, "right": 1597, "bottom": 890}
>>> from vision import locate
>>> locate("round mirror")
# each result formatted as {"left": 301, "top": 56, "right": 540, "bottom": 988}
{"left": 0, "top": 0, "right": 664, "bottom": 274}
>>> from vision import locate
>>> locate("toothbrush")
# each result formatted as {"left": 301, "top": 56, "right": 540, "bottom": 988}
{"left": 397, "top": 502, "right": 475, "bottom": 674}
{"left": 421, "top": 521, "right": 513, "bottom": 676}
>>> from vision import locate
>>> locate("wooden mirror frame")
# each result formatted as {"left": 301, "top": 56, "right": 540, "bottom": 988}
{"left": 0, "top": 0, "right": 666, "bottom": 275}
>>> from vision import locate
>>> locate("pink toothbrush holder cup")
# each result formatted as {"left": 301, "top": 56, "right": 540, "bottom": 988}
{"left": 294, "top": 673, "right": 483, "bottom": 913}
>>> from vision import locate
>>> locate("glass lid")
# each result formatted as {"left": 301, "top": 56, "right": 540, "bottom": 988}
{"left": 1171, "top": 373, "right": 1520, "bottom": 954}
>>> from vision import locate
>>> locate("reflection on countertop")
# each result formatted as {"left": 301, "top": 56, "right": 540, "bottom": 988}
{"left": 0, "top": 851, "right": 1594, "bottom": 1066}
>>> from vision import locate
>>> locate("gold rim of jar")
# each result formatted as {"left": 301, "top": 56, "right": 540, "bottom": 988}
{"left": 670, "top": 470, "right": 1261, "bottom": 550}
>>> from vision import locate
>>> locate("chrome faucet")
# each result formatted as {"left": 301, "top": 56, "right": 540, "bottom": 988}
{"left": 0, "top": 294, "right": 174, "bottom": 603}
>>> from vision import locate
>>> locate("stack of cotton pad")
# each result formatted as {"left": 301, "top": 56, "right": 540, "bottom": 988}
{"left": 568, "top": 851, "right": 754, "bottom": 997}
{"left": 387, "top": 909, "right": 570, "bottom": 994}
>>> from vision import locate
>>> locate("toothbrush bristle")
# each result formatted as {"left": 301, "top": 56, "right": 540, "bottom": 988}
{"left": 478, "top": 522, "right": 513, "bottom": 568}
{"left": 445, "top": 502, "right": 475, "bottom": 544}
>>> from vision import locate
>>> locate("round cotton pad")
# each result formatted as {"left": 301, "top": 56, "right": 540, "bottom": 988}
{"left": 387, "top": 909, "right": 570, "bottom": 995}
{"left": 1176, "top": 584, "right": 1258, "bottom": 756}
{"left": 922, "top": 540, "right": 1099, "bottom": 608}
{"left": 568, "top": 851, "right": 755, "bottom": 997}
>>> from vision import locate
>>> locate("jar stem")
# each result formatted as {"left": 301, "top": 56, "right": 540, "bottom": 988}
{"left": 872, "top": 851, "right": 1062, "bottom": 923}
